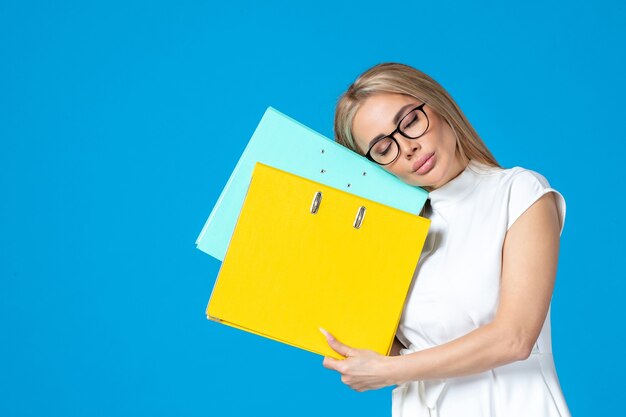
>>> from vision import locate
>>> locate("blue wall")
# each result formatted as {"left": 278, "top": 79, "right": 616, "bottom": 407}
{"left": 1, "top": 1, "right": 624, "bottom": 415}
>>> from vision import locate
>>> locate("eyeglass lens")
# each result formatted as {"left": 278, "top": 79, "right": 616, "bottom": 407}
{"left": 369, "top": 107, "right": 428, "bottom": 165}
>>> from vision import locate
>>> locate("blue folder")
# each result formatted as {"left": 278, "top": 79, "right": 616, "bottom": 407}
{"left": 196, "top": 106, "right": 429, "bottom": 261}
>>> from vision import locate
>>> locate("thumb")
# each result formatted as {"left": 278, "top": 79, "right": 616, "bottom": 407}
{"left": 319, "top": 327, "right": 353, "bottom": 357}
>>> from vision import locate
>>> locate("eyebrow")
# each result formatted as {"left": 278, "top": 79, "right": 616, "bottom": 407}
{"left": 367, "top": 103, "right": 417, "bottom": 148}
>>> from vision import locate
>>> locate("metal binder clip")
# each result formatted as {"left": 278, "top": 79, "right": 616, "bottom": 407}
{"left": 353, "top": 206, "right": 366, "bottom": 229}
{"left": 310, "top": 192, "right": 322, "bottom": 214}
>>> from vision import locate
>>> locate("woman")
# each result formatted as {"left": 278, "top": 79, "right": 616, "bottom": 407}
{"left": 320, "top": 63, "right": 571, "bottom": 417}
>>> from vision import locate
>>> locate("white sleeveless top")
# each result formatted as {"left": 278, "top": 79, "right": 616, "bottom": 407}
{"left": 392, "top": 160, "right": 571, "bottom": 417}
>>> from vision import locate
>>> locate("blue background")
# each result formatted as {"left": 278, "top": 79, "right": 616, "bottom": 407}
{"left": 1, "top": 1, "right": 624, "bottom": 415}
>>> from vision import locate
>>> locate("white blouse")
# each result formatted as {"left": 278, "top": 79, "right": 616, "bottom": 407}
{"left": 392, "top": 159, "right": 571, "bottom": 417}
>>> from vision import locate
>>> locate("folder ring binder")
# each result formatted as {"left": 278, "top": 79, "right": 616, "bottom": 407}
{"left": 310, "top": 191, "right": 322, "bottom": 214}
{"left": 353, "top": 206, "right": 367, "bottom": 229}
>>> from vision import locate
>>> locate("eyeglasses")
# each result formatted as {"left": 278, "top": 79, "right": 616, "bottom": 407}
{"left": 365, "top": 102, "right": 429, "bottom": 165}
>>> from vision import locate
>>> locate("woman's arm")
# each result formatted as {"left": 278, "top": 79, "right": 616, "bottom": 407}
{"left": 388, "top": 192, "right": 562, "bottom": 385}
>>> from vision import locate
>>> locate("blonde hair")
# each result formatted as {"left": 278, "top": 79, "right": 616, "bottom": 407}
{"left": 334, "top": 62, "right": 500, "bottom": 168}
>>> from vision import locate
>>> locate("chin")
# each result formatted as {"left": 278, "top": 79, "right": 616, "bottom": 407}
{"left": 418, "top": 169, "right": 444, "bottom": 190}
{"left": 427, "top": 158, "right": 452, "bottom": 188}
{"left": 404, "top": 176, "right": 434, "bottom": 189}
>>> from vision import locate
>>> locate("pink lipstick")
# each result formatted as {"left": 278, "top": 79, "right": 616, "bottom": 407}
{"left": 412, "top": 152, "right": 436, "bottom": 175}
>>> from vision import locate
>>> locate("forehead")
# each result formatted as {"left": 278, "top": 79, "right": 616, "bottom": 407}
{"left": 352, "top": 93, "right": 418, "bottom": 152}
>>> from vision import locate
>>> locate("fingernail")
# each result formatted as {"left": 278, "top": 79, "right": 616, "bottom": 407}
{"left": 319, "top": 327, "right": 329, "bottom": 337}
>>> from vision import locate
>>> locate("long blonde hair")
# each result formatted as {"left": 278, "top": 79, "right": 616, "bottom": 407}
{"left": 334, "top": 62, "right": 500, "bottom": 168}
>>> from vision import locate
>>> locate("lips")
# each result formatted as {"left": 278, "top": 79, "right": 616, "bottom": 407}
{"left": 412, "top": 152, "right": 435, "bottom": 173}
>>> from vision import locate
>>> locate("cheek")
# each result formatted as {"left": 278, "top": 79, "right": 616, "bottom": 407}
{"left": 386, "top": 165, "right": 423, "bottom": 186}
{"left": 381, "top": 164, "right": 407, "bottom": 182}
{"left": 446, "top": 131, "right": 457, "bottom": 151}
{"left": 442, "top": 122, "right": 457, "bottom": 149}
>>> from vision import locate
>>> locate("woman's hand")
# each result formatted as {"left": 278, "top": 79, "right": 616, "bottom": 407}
{"left": 320, "top": 327, "right": 396, "bottom": 392}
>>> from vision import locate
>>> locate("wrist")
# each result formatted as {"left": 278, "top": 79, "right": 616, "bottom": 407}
{"left": 384, "top": 354, "right": 409, "bottom": 386}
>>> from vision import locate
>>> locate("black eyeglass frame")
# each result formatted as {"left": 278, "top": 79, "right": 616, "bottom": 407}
{"left": 364, "top": 102, "right": 430, "bottom": 166}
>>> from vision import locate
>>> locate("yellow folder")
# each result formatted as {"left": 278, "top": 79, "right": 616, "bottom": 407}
{"left": 206, "top": 163, "right": 430, "bottom": 359}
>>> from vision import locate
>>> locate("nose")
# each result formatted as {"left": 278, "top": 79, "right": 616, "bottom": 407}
{"left": 393, "top": 133, "right": 421, "bottom": 159}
